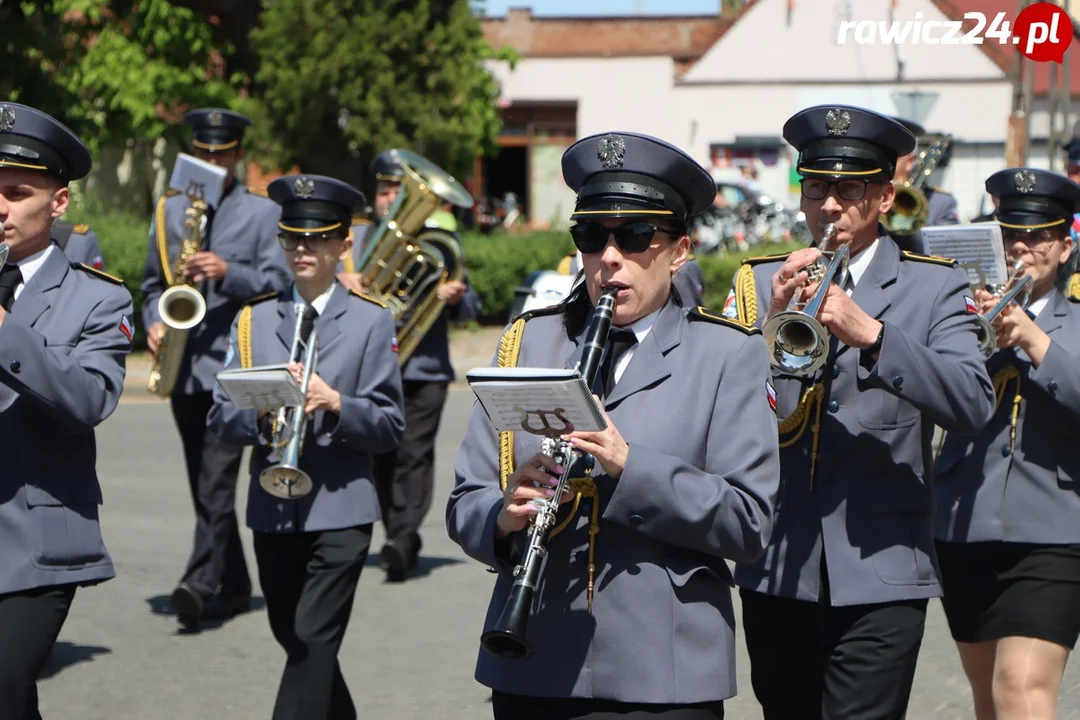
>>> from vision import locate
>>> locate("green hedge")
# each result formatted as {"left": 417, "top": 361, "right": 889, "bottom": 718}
{"left": 62, "top": 206, "right": 800, "bottom": 349}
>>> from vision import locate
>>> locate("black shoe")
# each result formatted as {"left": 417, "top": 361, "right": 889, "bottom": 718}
{"left": 380, "top": 540, "right": 409, "bottom": 582}
{"left": 169, "top": 583, "right": 204, "bottom": 628}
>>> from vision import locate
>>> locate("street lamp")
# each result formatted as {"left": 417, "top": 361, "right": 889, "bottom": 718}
{"left": 892, "top": 90, "right": 939, "bottom": 128}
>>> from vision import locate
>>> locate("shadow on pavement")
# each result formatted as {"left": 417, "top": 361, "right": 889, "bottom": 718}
{"left": 39, "top": 641, "right": 112, "bottom": 680}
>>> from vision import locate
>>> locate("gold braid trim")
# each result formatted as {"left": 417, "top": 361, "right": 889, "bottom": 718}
{"left": 993, "top": 366, "right": 1023, "bottom": 455}
{"left": 496, "top": 317, "right": 528, "bottom": 491}
{"left": 238, "top": 306, "right": 253, "bottom": 369}
{"left": 343, "top": 228, "right": 356, "bottom": 273}
{"left": 734, "top": 264, "right": 758, "bottom": 326}
{"left": 549, "top": 474, "right": 600, "bottom": 613}
{"left": 155, "top": 194, "right": 172, "bottom": 286}
{"left": 1068, "top": 272, "right": 1080, "bottom": 301}
{"left": 777, "top": 383, "right": 826, "bottom": 489}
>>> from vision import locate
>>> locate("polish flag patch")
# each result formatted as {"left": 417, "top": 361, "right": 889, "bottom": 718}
{"left": 119, "top": 315, "right": 133, "bottom": 341}
{"left": 391, "top": 336, "right": 399, "bottom": 353}
{"left": 964, "top": 296, "right": 978, "bottom": 314}
{"left": 766, "top": 381, "right": 777, "bottom": 412}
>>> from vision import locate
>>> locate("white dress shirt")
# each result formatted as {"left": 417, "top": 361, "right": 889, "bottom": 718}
{"left": 612, "top": 305, "right": 661, "bottom": 385}
{"left": 11, "top": 243, "right": 56, "bottom": 301}
{"left": 292, "top": 283, "right": 336, "bottom": 316}
{"left": 843, "top": 239, "right": 879, "bottom": 295}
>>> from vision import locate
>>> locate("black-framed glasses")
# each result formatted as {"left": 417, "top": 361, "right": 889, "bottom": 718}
{"left": 800, "top": 178, "right": 873, "bottom": 202}
{"left": 569, "top": 221, "right": 680, "bottom": 255}
{"left": 278, "top": 232, "right": 340, "bottom": 252}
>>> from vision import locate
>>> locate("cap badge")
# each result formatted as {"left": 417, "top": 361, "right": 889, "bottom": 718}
{"left": 825, "top": 109, "right": 851, "bottom": 136}
{"left": 597, "top": 134, "right": 626, "bottom": 169}
{"left": 1014, "top": 170, "right": 1036, "bottom": 194}
{"left": 294, "top": 176, "right": 315, "bottom": 199}
{"left": 207, "top": 110, "right": 224, "bottom": 127}
{"left": 834, "top": 162, "right": 844, "bottom": 171}
{"left": 0, "top": 106, "right": 14, "bottom": 132}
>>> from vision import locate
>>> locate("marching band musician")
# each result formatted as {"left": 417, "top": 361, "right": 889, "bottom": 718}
{"left": 341, "top": 149, "right": 482, "bottom": 582}
{"left": 448, "top": 131, "right": 782, "bottom": 719}
{"left": 934, "top": 168, "right": 1080, "bottom": 720}
{"left": 724, "top": 105, "right": 996, "bottom": 719}
{"left": 141, "top": 108, "right": 289, "bottom": 629}
{"left": 0, "top": 103, "right": 134, "bottom": 718}
{"left": 207, "top": 173, "right": 405, "bottom": 720}
{"left": 570, "top": 246, "right": 707, "bottom": 307}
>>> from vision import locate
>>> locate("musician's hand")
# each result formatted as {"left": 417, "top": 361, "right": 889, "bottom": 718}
{"left": 0, "top": 306, "right": 6, "bottom": 328}
{"left": 289, "top": 362, "right": 342, "bottom": 415}
{"left": 808, "top": 282, "right": 883, "bottom": 351}
{"left": 184, "top": 251, "right": 228, "bottom": 282}
{"left": 496, "top": 452, "right": 574, "bottom": 538}
{"left": 437, "top": 280, "right": 467, "bottom": 306}
{"left": 336, "top": 271, "right": 367, "bottom": 293}
{"left": 565, "top": 396, "right": 630, "bottom": 480}
{"left": 147, "top": 321, "right": 166, "bottom": 357}
{"left": 768, "top": 247, "right": 822, "bottom": 319}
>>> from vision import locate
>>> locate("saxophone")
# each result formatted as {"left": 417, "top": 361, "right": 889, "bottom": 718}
{"left": 147, "top": 187, "right": 209, "bottom": 397}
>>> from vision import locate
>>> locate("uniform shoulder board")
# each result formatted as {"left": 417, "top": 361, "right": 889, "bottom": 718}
{"left": 71, "top": 263, "right": 124, "bottom": 285}
{"left": 689, "top": 305, "right": 760, "bottom": 335}
{"left": 72, "top": 223, "right": 90, "bottom": 234}
{"left": 1067, "top": 272, "right": 1080, "bottom": 302}
{"left": 512, "top": 303, "right": 564, "bottom": 324}
{"left": 900, "top": 250, "right": 956, "bottom": 267}
{"left": 742, "top": 251, "right": 792, "bottom": 266}
{"left": 352, "top": 216, "right": 373, "bottom": 226}
{"left": 247, "top": 186, "right": 269, "bottom": 198}
{"left": 244, "top": 291, "right": 279, "bottom": 306}
{"left": 349, "top": 288, "right": 388, "bottom": 308}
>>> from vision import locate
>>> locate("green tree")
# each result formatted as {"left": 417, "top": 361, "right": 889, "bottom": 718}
{"left": 240, "top": 0, "right": 513, "bottom": 190}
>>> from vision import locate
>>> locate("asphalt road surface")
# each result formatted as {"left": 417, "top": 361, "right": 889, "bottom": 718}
{"left": 38, "top": 389, "right": 1080, "bottom": 719}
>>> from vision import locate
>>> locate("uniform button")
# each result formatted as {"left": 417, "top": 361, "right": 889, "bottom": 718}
{"left": 892, "top": 375, "right": 904, "bottom": 390}
{"left": 629, "top": 514, "right": 644, "bottom": 527}
{"left": 9, "top": 360, "right": 19, "bottom": 373}
{"left": 1001, "top": 445, "right": 1011, "bottom": 457}
{"left": 1048, "top": 380, "right": 1058, "bottom": 396}
{"left": 831, "top": 366, "right": 841, "bottom": 379}
{"left": 828, "top": 400, "right": 840, "bottom": 413}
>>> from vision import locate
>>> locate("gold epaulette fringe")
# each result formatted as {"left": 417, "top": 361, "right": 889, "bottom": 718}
{"left": 733, "top": 263, "right": 759, "bottom": 326}
{"left": 1068, "top": 273, "right": 1080, "bottom": 302}
{"left": 777, "top": 383, "right": 826, "bottom": 489}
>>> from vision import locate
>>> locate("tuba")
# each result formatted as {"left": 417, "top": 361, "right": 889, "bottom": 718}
{"left": 882, "top": 133, "right": 953, "bottom": 237}
{"left": 259, "top": 304, "right": 320, "bottom": 500}
{"left": 353, "top": 149, "right": 475, "bottom": 364}
{"left": 480, "top": 286, "right": 619, "bottom": 661}
{"left": 762, "top": 223, "right": 849, "bottom": 376}
{"left": 973, "top": 260, "right": 1034, "bottom": 360}
{"left": 147, "top": 184, "right": 209, "bottom": 397}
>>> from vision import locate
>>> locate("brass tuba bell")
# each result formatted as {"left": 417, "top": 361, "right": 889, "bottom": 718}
{"left": 882, "top": 133, "right": 953, "bottom": 237}
{"left": 353, "top": 150, "right": 475, "bottom": 364}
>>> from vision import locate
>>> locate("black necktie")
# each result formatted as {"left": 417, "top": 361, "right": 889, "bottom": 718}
{"left": 0, "top": 264, "right": 23, "bottom": 311}
{"left": 601, "top": 328, "right": 637, "bottom": 399}
{"left": 299, "top": 304, "right": 318, "bottom": 345}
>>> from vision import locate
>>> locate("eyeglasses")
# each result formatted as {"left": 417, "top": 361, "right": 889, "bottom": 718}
{"left": 278, "top": 232, "right": 342, "bottom": 252}
{"left": 1001, "top": 228, "right": 1065, "bottom": 248}
{"left": 569, "top": 222, "right": 682, "bottom": 255}
{"left": 800, "top": 179, "right": 874, "bottom": 202}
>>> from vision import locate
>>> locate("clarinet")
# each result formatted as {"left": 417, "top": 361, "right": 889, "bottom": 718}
{"left": 479, "top": 285, "right": 619, "bottom": 661}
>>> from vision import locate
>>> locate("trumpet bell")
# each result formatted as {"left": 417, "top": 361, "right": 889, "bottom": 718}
{"left": 259, "top": 464, "right": 313, "bottom": 499}
{"left": 762, "top": 311, "right": 830, "bottom": 375}
{"left": 158, "top": 285, "right": 207, "bottom": 331}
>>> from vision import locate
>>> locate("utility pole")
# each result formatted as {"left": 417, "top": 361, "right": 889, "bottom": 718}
{"left": 1007, "top": 0, "right": 1033, "bottom": 168}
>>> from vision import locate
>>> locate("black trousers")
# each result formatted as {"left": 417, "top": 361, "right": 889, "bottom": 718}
{"left": 254, "top": 525, "right": 372, "bottom": 720}
{"left": 170, "top": 391, "right": 250, "bottom": 599}
{"left": 374, "top": 380, "right": 448, "bottom": 563}
{"left": 492, "top": 691, "right": 725, "bottom": 719}
{"left": 0, "top": 585, "right": 76, "bottom": 720}
{"left": 740, "top": 588, "right": 927, "bottom": 720}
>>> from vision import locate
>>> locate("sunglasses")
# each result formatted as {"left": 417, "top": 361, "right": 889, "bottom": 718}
{"left": 278, "top": 232, "right": 343, "bottom": 252}
{"left": 800, "top": 178, "right": 875, "bottom": 202}
{"left": 569, "top": 221, "right": 682, "bottom": 255}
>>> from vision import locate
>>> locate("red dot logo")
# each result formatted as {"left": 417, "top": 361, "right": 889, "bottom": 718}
{"left": 1014, "top": 2, "right": 1073, "bottom": 63}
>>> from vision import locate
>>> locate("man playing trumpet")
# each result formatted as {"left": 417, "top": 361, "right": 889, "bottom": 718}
{"left": 725, "top": 104, "right": 996, "bottom": 719}
{"left": 208, "top": 173, "right": 405, "bottom": 719}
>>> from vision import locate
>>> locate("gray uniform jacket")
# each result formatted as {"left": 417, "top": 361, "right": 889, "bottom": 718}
{"left": 935, "top": 289, "right": 1080, "bottom": 544}
{"left": 207, "top": 284, "right": 406, "bottom": 534}
{"left": 675, "top": 258, "right": 706, "bottom": 307}
{"left": 347, "top": 222, "right": 481, "bottom": 383}
{"left": 726, "top": 236, "right": 995, "bottom": 606}
{"left": 0, "top": 247, "right": 133, "bottom": 594}
{"left": 52, "top": 222, "right": 105, "bottom": 269}
{"left": 447, "top": 297, "right": 781, "bottom": 704}
{"left": 141, "top": 182, "right": 290, "bottom": 395}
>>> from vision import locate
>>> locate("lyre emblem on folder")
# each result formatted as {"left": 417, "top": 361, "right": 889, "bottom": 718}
{"left": 515, "top": 407, "right": 574, "bottom": 436}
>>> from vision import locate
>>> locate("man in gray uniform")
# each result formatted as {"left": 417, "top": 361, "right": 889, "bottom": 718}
{"left": 141, "top": 108, "right": 289, "bottom": 628}
{"left": 725, "top": 105, "right": 996, "bottom": 719}
{"left": 0, "top": 102, "right": 133, "bottom": 719}
{"left": 209, "top": 173, "right": 405, "bottom": 719}
{"left": 51, "top": 221, "right": 105, "bottom": 269}
{"left": 340, "top": 150, "right": 481, "bottom": 581}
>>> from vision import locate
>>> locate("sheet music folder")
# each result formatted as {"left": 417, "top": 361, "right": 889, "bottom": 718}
{"left": 465, "top": 367, "right": 608, "bottom": 435}
{"left": 215, "top": 364, "right": 304, "bottom": 411}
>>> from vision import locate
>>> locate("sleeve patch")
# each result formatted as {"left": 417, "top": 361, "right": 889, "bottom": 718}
{"left": 964, "top": 295, "right": 978, "bottom": 314}
{"left": 766, "top": 381, "right": 777, "bottom": 413}
{"left": 392, "top": 335, "right": 399, "bottom": 354}
{"left": 120, "top": 315, "right": 134, "bottom": 342}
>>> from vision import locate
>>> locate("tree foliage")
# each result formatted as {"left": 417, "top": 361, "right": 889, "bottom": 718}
{"left": 240, "top": 0, "right": 513, "bottom": 189}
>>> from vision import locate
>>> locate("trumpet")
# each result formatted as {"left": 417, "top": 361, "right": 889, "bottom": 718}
{"left": 260, "top": 305, "right": 319, "bottom": 500}
{"left": 974, "top": 260, "right": 1034, "bottom": 360}
{"left": 0, "top": 240, "right": 10, "bottom": 266}
{"left": 479, "top": 285, "right": 619, "bottom": 661}
{"left": 762, "top": 223, "right": 849, "bottom": 376}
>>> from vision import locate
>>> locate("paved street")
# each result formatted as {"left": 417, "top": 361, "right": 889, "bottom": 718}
{"left": 38, "top": 354, "right": 1080, "bottom": 719}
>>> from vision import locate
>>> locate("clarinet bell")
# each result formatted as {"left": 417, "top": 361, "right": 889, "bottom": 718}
{"left": 480, "top": 582, "right": 535, "bottom": 660}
